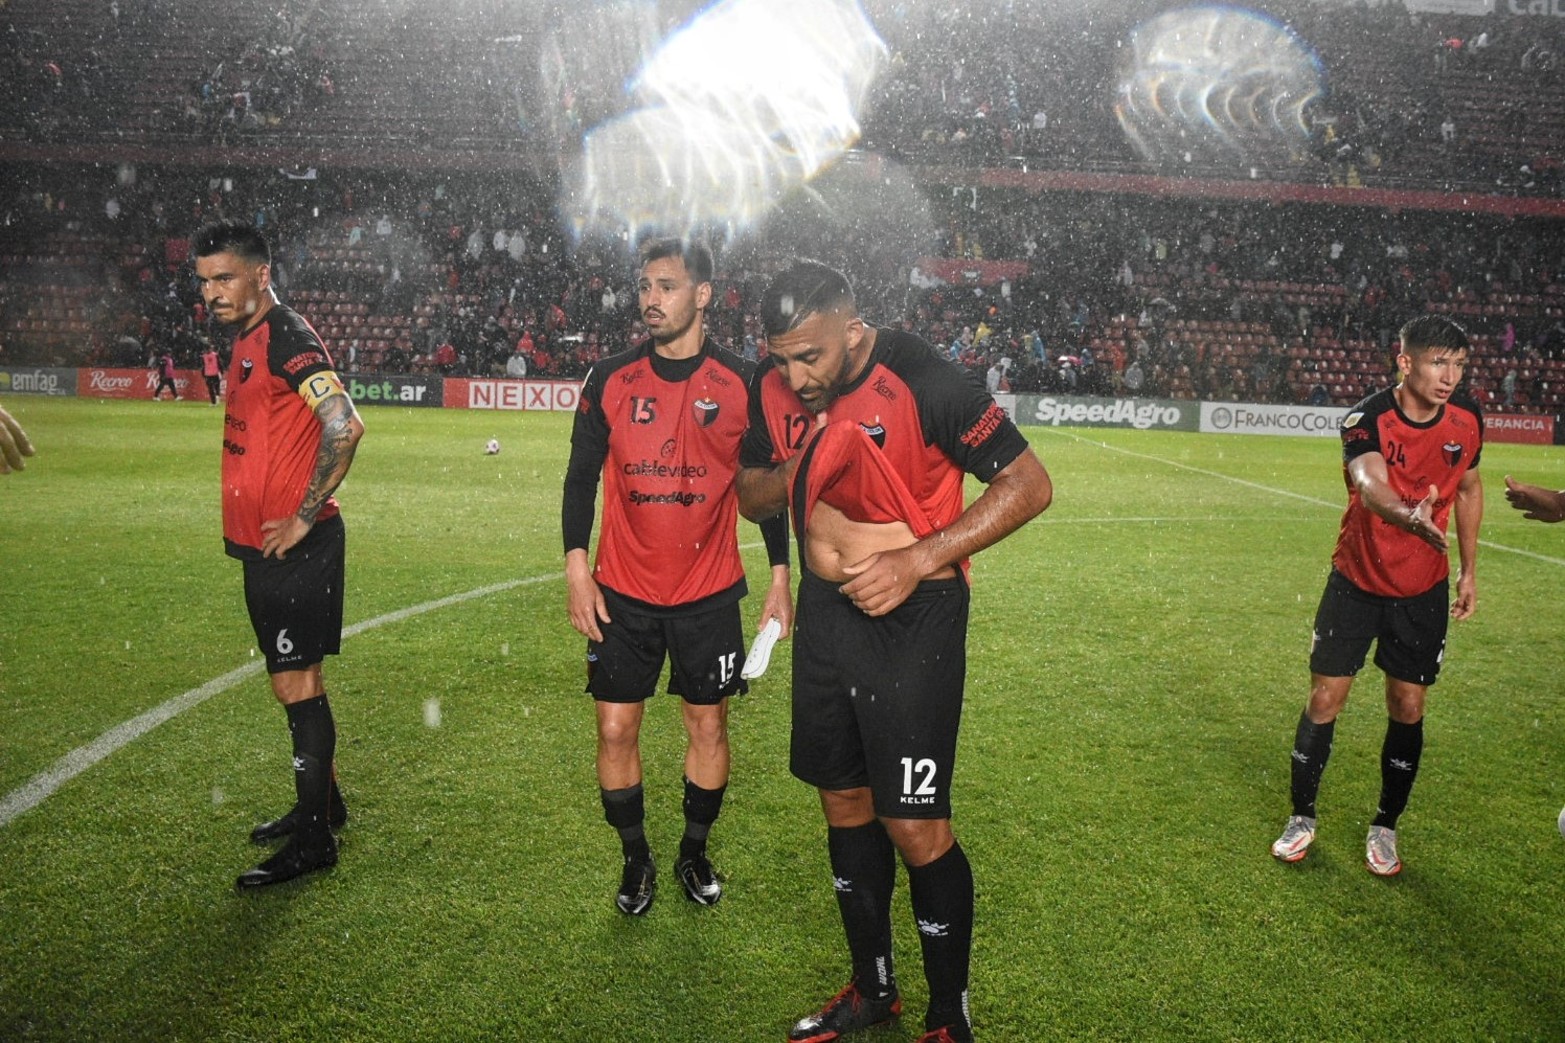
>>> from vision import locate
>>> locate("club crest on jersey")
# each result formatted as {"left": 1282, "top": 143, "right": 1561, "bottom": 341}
{"left": 859, "top": 422, "right": 887, "bottom": 448}
{"left": 240, "top": 358, "right": 254, "bottom": 383}
{"left": 1443, "top": 441, "right": 1464, "bottom": 468}
{"left": 692, "top": 398, "right": 719, "bottom": 427}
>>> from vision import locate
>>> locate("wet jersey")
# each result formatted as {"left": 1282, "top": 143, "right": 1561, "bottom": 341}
{"left": 793, "top": 419, "right": 936, "bottom": 541}
{"left": 221, "top": 303, "right": 339, "bottom": 559}
{"left": 1333, "top": 386, "right": 1482, "bottom": 598}
{"left": 566, "top": 339, "right": 755, "bottom": 611}
{"left": 741, "top": 327, "right": 1030, "bottom": 570}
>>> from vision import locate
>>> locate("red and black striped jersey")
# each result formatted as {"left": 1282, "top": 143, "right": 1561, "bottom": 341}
{"left": 221, "top": 304, "right": 339, "bottom": 559}
{"left": 741, "top": 328, "right": 1030, "bottom": 569}
{"left": 1333, "top": 386, "right": 1483, "bottom": 598}
{"left": 565, "top": 339, "right": 756, "bottom": 611}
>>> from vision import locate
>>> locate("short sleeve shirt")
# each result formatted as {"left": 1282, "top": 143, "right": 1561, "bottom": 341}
{"left": 741, "top": 328, "right": 1030, "bottom": 567}
{"left": 222, "top": 303, "right": 340, "bottom": 559}
{"left": 1333, "top": 386, "right": 1483, "bottom": 598}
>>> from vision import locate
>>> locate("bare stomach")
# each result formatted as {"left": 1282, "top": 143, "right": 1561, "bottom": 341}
{"left": 804, "top": 501, "right": 956, "bottom": 583}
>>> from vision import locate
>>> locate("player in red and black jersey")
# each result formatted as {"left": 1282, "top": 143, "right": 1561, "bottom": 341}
{"left": 562, "top": 239, "right": 791, "bottom": 915}
{"left": 194, "top": 219, "right": 365, "bottom": 890}
{"left": 737, "top": 259, "right": 1052, "bottom": 1043}
{"left": 1272, "top": 315, "right": 1483, "bottom": 877}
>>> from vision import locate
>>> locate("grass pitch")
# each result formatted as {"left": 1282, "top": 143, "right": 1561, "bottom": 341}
{"left": 1, "top": 396, "right": 1562, "bottom": 1041}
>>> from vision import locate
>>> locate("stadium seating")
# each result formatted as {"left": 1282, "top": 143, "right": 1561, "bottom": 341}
{"left": 2, "top": 0, "right": 1563, "bottom": 408}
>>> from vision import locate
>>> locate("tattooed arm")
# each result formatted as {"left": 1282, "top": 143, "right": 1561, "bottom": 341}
{"left": 262, "top": 378, "right": 365, "bottom": 559}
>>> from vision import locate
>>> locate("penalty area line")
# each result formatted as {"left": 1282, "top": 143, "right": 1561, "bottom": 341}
{"left": 0, "top": 571, "right": 561, "bottom": 830}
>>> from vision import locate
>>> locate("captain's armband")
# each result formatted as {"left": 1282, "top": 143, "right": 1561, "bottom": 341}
{"left": 299, "top": 371, "right": 348, "bottom": 412}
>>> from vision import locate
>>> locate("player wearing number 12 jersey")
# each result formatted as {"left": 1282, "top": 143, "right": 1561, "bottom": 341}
{"left": 737, "top": 259, "right": 1052, "bottom": 1043}
{"left": 1273, "top": 315, "right": 1483, "bottom": 878}
{"left": 562, "top": 239, "right": 791, "bottom": 916}
{"left": 194, "top": 219, "right": 365, "bottom": 891}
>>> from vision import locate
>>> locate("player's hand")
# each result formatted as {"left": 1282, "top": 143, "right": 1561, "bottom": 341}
{"left": 1450, "top": 569, "right": 1477, "bottom": 621}
{"left": 565, "top": 562, "right": 610, "bottom": 642}
{"left": 1503, "top": 475, "right": 1565, "bottom": 523}
{"left": 839, "top": 544, "right": 929, "bottom": 618}
{"left": 1404, "top": 484, "right": 1447, "bottom": 551}
{"left": 261, "top": 514, "right": 313, "bottom": 559}
{"left": 760, "top": 565, "right": 794, "bottom": 639}
{"left": 0, "top": 404, "right": 36, "bottom": 474}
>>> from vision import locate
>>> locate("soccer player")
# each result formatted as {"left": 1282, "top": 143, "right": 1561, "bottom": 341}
{"left": 153, "top": 349, "right": 180, "bottom": 401}
{"left": 201, "top": 344, "right": 223, "bottom": 405}
{"left": 193, "top": 219, "right": 364, "bottom": 889}
{"left": 1272, "top": 315, "right": 1482, "bottom": 877}
{"left": 562, "top": 238, "right": 791, "bottom": 915}
{"left": 0, "top": 402, "right": 36, "bottom": 474}
{"left": 736, "top": 259, "right": 1052, "bottom": 1043}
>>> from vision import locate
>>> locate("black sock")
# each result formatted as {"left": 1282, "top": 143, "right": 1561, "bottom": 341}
{"left": 1372, "top": 717, "right": 1424, "bottom": 829}
{"left": 907, "top": 841, "right": 974, "bottom": 1033}
{"left": 679, "top": 777, "right": 726, "bottom": 860}
{"left": 827, "top": 822, "right": 897, "bottom": 1000}
{"left": 1289, "top": 710, "right": 1335, "bottom": 818}
{"left": 284, "top": 694, "right": 336, "bottom": 844}
{"left": 601, "top": 784, "right": 650, "bottom": 862}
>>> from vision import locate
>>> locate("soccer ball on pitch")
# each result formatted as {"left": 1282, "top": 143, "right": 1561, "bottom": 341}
{"left": 484, "top": 439, "right": 501, "bottom": 455}
{"left": 1558, "top": 804, "right": 1565, "bottom": 839}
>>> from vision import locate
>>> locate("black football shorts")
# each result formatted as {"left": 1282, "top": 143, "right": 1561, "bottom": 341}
{"left": 585, "top": 585, "right": 748, "bottom": 705}
{"left": 790, "top": 569, "right": 970, "bottom": 819}
{"left": 241, "top": 515, "right": 346, "bottom": 674}
{"left": 1309, "top": 568, "right": 1449, "bottom": 686}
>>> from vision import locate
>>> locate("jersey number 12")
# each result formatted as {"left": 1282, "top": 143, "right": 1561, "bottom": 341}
{"left": 900, "top": 757, "right": 937, "bottom": 797}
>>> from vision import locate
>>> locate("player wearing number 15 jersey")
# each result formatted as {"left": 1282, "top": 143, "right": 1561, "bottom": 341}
{"left": 194, "top": 218, "right": 364, "bottom": 891}
{"left": 562, "top": 239, "right": 791, "bottom": 916}
{"left": 1273, "top": 315, "right": 1483, "bottom": 878}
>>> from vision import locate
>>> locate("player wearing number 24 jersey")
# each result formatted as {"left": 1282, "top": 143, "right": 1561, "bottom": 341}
{"left": 1274, "top": 315, "right": 1483, "bottom": 879}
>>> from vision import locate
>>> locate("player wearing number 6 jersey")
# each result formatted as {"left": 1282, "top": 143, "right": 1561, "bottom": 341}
{"left": 1272, "top": 314, "right": 1483, "bottom": 877}
{"left": 737, "top": 259, "right": 1052, "bottom": 1043}
{"left": 194, "top": 219, "right": 364, "bottom": 891}
{"left": 562, "top": 238, "right": 791, "bottom": 916}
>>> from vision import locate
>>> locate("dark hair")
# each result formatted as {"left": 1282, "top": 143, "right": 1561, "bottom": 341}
{"left": 191, "top": 219, "right": 271, "bottom": 266}
{"left": 1399, "top": 314, "right": 1469, "bottom": 355}
{"left": 638, "top": 237, "right": 713, "bottom": 285}
{"left": 759, "top": 259, "right": 856, "bottom": 337}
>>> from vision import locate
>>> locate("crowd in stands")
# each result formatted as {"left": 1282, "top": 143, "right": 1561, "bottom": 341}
{"left": 4, "top": 1, "right": 1564, "bottom": 196}
{"left": 861, "top": 1, "right": 1565, "bottom": 194}
{"left": 173, "top": 0, "right": 335, "bottom": 143}
{"left": 3, "top": 159, "right": 1563, "bottom": 414}
{"left": 3, "top": 0, "right": 1564, "bottom": 413}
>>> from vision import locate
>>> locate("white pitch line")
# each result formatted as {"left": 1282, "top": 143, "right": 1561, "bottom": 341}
{"left": 1040, "top": 428, "right": 1565, "bottom": 567}
{"left": 0, "top": 571, "right": 562, "bottom": 829}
